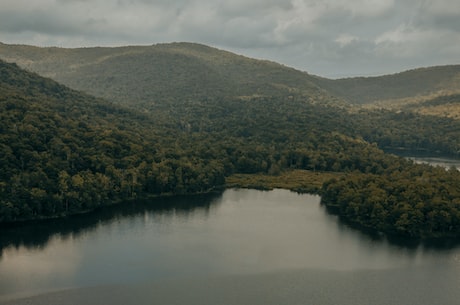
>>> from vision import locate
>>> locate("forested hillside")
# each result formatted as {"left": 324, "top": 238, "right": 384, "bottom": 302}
{"left": 2, "top": 42, "right": 460, "bottom": 112}
{"left": 1, "top": 42, "right": 459, "bottom": 155}
{"left": 312, "top": 65, "right": 460, "bottom": 105}
{"left": 0, "top": 42, "right": 336, "bottom": 108}
{"left": 322, "top": 163, "right": 460, "bottom": 239}
{"left": 0, "top": 59, "right": 425, "bottom": 224}
{"left": 398, "top": 93, "right": 460, "bottom": 120}
{"left": 0, "top": 60, "right": 225, "bottom": 222}
{"left": 1, "top": 45, "right": 460, "bottom": 239}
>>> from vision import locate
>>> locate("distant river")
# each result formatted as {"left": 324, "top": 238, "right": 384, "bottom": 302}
{"left": 409, "top": 156, "right": 460, "bottom": 169}
{"left": 1, "top": 189, "right": 460, "bottom": 305}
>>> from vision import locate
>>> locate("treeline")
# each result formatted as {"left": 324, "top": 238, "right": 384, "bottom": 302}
{"left": 349, "top": 109, "right": 460, "bottom": 156}
{"left": 0, "top": 60, "right": 395, "bottom": 223}
{"left": 0, "top": 61, "right": 225, "bottom": 222}
{"left": 321, "top": 162, "right": 460, "bottom": 239}
{"left": 2, "top": 60, "right": 460, "bottom": 240}
{"left": 312, "top": 65, "right": 460, "bottom": 105}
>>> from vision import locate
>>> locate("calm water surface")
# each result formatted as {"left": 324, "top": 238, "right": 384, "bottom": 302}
{"left": 1, "top": 189, "right": 460, "bottom": 305}
{"left": 410, "top": 156, "right": 460, "bottom": 169}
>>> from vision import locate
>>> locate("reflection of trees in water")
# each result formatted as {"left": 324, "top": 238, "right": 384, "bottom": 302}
{"left": 321, "top": 203, "right": 460, "bottom": 251}
{"left": 0, "top": 192, "right": 222, "bottom": 257}
{"left": 2, "top": 188, "right": 458, "bottom": 259}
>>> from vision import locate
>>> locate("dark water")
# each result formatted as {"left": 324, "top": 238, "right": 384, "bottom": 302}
{"left": 1, "top": 189, "right": 460, "bottom": 305}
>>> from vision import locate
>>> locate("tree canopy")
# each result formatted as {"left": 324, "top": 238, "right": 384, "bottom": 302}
{"left": 1, "top": 58, "right": 460, "bottom": 239}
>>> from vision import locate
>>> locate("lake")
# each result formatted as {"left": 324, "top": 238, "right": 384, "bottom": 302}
{"left": 1, "top": 188, "right": 460, "bottom": 305}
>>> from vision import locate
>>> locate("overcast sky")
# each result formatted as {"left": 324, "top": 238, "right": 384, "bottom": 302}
{"left": 1, "top": 0, "right": 460, "bottom": 78}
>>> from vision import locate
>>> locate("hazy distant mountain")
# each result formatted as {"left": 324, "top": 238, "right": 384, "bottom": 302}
{"left": 312, "top": 65, "right": 460, "bottom": 105}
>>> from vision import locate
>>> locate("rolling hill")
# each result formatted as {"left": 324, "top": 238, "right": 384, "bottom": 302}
{"left": 2, "top": 42, "right": 460, "bottom": 108}
{"left": 406, "top": 93, "right": 460, "bottom": 119}
{"left": 0, "top": 42, "right": 338, "bottom": 109}
{"left": 0, "top": 59, "right": 228, "bottom": 222}
{"left": 313, "top": 65, "right": 460, "bottom": 120}
{"left": 312, "top": 65, "right": 460, "bottom": 105}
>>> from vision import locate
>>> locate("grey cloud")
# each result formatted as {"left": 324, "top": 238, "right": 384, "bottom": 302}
{"left": 0, "top": 10, "right": 93, "bottom": 35}
{"left": 0, "top": 0, "right": 459, "bottom": 77}
{"left": 414, "top": 8, "right": 460, "bottom": 32}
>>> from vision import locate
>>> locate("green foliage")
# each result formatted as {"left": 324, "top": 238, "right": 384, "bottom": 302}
{"left": 348, "top": 109, "right": 460, "bottom": 155}
{"left": 2, "top": 42, "right": 459, "bottom": 157}
{"left": 404, "top": 94, "right": 460, "bottom": 120}
{"left": 1, "top": 44, "right": 460, "bottom": 241}
{"left": 0, "top": 42, "right": 334, "bottom": 108}
{"left": 321, "top": 163, "right": 460, "bottom": 239}
{"left": 0, "top": 61, "right": 224, "bottom": 222}
{"left": 312, "top": 65, "right": 460, "bottom": 105}
{"left": 226, "top": 170, "right": 342, "bottom": 194}
{"left": 0, "top": 59, "right": 403, "bottom": 223}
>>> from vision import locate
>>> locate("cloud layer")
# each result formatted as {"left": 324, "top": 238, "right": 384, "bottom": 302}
{"left": 1, "top": 0, "right": 459, "bottom": 77}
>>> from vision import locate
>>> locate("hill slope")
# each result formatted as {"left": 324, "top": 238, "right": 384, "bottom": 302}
{"left": 312, "top": 65, "right": 460, "bottom": 105}
{"left": 2, "top": 42, "right": 460, "bottom": 109}
{"left": 0, "top": 42, "right": 336, "bottom": 108}
{"left": 0, "top": 58, "right": 419, "bottom": 222}
{"left": 0, "top": 60, "right": 227, "bottom": 222}
{"left": 405, "top": 93, "right": 460, "bottom": 119}
{"left": 1, "top": 42, "right": 459, "bottom": 155}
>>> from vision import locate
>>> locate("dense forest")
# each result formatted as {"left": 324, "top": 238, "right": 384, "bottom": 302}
{"left": 0, "top": 60, "right": 385, "bottom": 222}
{"left": 2, "top": 43, "right": 460, "bottom": 108}
{"left": 0, "top": 42, "right": 333, "bottom": 107}
{"left": 1, "top": 42, "right": 459, "bottom": 155}
{"left": 0, "top": 61, "right": 225, "bottom": 222}
{"left": 321, "top": 163, "right": 460, "bottom": 239}
{"left": 1, "top": 44, "right": 460, "bottom": 239}
{"left": 312, "top": 65, "right": 460, "bottom": 105}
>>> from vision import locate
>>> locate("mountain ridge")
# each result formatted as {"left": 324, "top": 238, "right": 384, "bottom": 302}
{"left": 1, "top": 42, "right": 459, "bottom": 156}
{"left": 0, "top": 42, "right": 334, "bottom": 109}
{"left": 1, "top": 42, "right": 460, "bottom": 108}
{"left": 313, "top": 64, "right": 460, "bottom": 105}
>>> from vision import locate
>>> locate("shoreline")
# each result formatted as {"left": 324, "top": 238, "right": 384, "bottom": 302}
{"left": 1, "top": 170, "right": 331, "bottom": 227}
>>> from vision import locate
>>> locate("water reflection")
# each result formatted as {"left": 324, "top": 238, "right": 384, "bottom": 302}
{"left": 410, "top": 156, "right": 460, "bottom": 170}
{"left": 322, "top": 203, "right": 460, "bottom": 251}
{"left": 1, "top": 189, "right": 460, "bottom": 303}
{"left": 0, "top": 192, "right": 222, "bottom": 258}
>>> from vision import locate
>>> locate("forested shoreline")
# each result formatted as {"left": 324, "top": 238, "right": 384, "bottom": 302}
{"left": 321, "top": 162, "right": 460, "bottom": 239}
{"left": 1, "top": 58, "right": 460, "bottom": 239}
